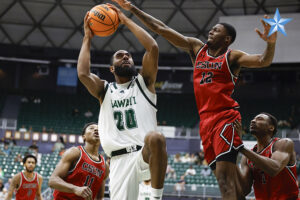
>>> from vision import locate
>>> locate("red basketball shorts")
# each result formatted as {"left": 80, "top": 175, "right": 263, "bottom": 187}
{"left": 199, "top": 109, "right": 244, "bottom": 167}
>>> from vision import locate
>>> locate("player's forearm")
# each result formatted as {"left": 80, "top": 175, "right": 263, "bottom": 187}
{"left": 37, "top": 195, "right": 43, "bottom": 200}
{"left": 48, "top": 176, "right": 77, "bottom": 193}
{"left": 123, "top": 17, "right": 158, "bottom": 52}
{"left": 5, "top": 192, "right": 13, "bottom": 200}
{"left": 240, "top": 148, "right": 281, "bottom": 176}
{"left": 236, "top": 167, "right": 252, "bottom": 195}
{"left": 129, "top": 4, "right": 167, "bottom": 35}
{"left": 77, "top": 36, "right": 92, "bottom": 78}
{"left": 259, "top": 42, "right": 276, "bottom": 67}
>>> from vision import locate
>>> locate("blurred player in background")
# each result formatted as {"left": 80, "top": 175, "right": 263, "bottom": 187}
{"left": 5, "top": 155, "right": 43, "bottom": 200}
{"left": 112, "top": 0, "right": 277, "bottom": 199}
{"left": 235, "top": 113, "right": 299, "bottom": 199}
{"left": 77, "top": 5, "right": 167, "bottom": 200}
{"left": 49, "top": 122, "right": 108, "bottom": 200}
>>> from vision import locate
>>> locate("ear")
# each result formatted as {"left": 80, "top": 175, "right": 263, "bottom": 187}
{"left": 225, "top": 36, "right": 231, "bottom": 45}
{"left": 110, "top": 66, "right": 114, "bottom": 73}
{"left": 82, "top": 134, "right": 86, "bottom": 142}
{"left": 269, "top": 125, "right": 275, "bottom": 133}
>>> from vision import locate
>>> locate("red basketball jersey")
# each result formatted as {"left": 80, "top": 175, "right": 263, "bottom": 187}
{"left": 247, "top": 138, "right": 299, "bottom": 200}
{"left": 15, "top": 172, "right": 39, "bottom": 200}
{"left": 193, "top": 44, "right": 239, "bottom": 116}
{"left": 53, "top": 146, "right": 106, "bottom": 200}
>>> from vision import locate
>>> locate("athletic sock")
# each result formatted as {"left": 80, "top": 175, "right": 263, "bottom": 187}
{"left": 150, "top": 187, "right": 164, "bottom": 200}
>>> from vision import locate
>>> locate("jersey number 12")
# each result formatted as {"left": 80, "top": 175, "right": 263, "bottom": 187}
{"left": 200, "top": 72, "right": 214, "bottom": 85}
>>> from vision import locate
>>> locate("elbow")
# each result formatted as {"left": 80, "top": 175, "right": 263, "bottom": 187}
{"left": 260, "top": 62, "right": 271, "bottom": 68}
{"left": 77, "top": 72, "right": 88, "bottom": 81}
{"left": 150, "top": 42, "right": 159, "bottom": 53}
{"left": 258, "top": 57, "right": 272, "bottom": 68}
{"left": 268, "top": 166, "right": 281, "bottom": 177}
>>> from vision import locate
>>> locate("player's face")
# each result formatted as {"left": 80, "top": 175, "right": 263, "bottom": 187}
{"left": 83, "top": 124, "right": 100, "bottom": 144}
{"left": 250, "top": 114, "right": 272, "bottom": 136}
{"left": 24, "top": 158, "right": 36, "bottom": 173}
{"left": 207, "top": 24, "right": 229, "bottom": 47}
{"left": 112, "top": 50, "right": 136, "bottom": 77}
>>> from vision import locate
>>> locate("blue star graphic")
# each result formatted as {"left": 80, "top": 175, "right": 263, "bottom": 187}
{"left": 263, "top": 8, "right": 292, "bottom": 36}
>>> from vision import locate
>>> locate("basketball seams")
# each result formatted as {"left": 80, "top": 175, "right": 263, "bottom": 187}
{"left": 88, "top": 4, "right": 119, "bottom": 37}
{"left": 90, "top": 8, "right": 112, "bottom": 26}
{"left": 89, "top": 14, "right": 112, "bottom": 26}
{"left": 95, "top": 6, "right": 114, "bottom": 26}
{"left": 89, "top": 18, "right": 114, "bottom": 32}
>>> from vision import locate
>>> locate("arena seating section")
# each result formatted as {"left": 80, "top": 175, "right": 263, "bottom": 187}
{"left": 16, "top": 92, "right": 199, "bottom": 134}
{"left": 14, "top": 91, "right": 299, "bottom": 142}
{"left": 0, "top": 144, "right": 60, "bottom": 191}
{"left": 2, "top": 145, "right": 300, "bottom": 192}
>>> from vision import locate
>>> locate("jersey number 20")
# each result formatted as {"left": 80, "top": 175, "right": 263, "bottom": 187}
{"left": 114, "top": 109, "right": 138, "bottom": 131}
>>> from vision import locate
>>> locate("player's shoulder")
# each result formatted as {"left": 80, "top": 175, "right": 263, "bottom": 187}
{"left": 36, "top": 173, "right": 43, "bottom": 180}
{"left": 11, "top": 172, "right": 22, "bottom": 183}
{"left": 229, "top": 49, "right": 248, "bottom": 58}
{"left": 62, "top": 146, "right": 81, "bottom": 161}
{"left": 273, "top": 138, "right": 294, "bottom": 152}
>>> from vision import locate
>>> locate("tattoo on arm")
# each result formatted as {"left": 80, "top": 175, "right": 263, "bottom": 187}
{"left": 130, "top": 5, "right": 165, "bottom": 33}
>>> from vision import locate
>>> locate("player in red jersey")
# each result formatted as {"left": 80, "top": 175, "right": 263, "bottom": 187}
{"left": 235, "top": 113, "right": 299, "bottom": 200}
{"left": 49, "top": 122, "right": 109, "bottom": 200}
{"left": 112, "top": 0, "right": 277, "bottom": 199}
{"left": 5, "top": 155, "right": 43, "bottom": 200}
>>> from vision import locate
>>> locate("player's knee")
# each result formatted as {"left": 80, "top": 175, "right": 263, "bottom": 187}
{"left": 217, "top": 174, "right": 235, "bottom": 194}
{"left": 146, "top": 131, "right": 166, "bottom": 150}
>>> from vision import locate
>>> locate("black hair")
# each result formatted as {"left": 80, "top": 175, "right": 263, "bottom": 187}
{"left": 81, "top": 122, "right": 98, "bottom": 136}
{"left": 23, "top": 155, "right": 37, "bottom": 164}
{"left": 219, "top": 23, "right": 236, "bottom": 44}
{"left": 260, "top": 112, "right": 278, "bottom": 136}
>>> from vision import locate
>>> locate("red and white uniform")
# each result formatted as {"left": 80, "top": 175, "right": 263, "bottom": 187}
{"left": 193, "top": 44, "right": 243, "bottom": 166}
{"left": 15, "top": 172, "right": 39, "bottom": 200}
{"left": 53, "top": 146, "right": 106, "bottom": 200}
{"left": 247, "top": 138, "right": 299, "bottom": 200}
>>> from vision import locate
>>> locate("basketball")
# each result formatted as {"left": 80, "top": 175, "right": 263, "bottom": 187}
{"left": 88, "top": 4, "right": 119, "bottom": 37}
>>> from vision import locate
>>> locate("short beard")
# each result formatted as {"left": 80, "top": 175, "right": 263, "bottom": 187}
{"left": 25, "top": 167, "right": 34, "bottom": 173}
{"left": 250, "top": 130, "right": 256, "bottom": 135}
{"left": 114, "top": 64, "right": 137, "bottom": 78}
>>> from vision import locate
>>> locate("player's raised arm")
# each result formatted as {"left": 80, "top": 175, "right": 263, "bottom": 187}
{"left": 112, "top": 0, "right": 203, "bottom": 60}
{"left": 240, "top": 138, "right": 293, "bottom": 177}
{"left": 5, "top": 174, "right": 20, "bottom": 200}
{"left": 108, "top": 3, "right": 158, "bottom": 93}
{"left": 49, "top": 147, "right": 93, "bottom": 199}
{"left": 230, "top": 15, "right": 277, "bottom": 68}
{"left": 36, "top": 175, "right": 44, "bottom": 200}
{"left": 77, "top": 12, "right": 105, "bottom": 102}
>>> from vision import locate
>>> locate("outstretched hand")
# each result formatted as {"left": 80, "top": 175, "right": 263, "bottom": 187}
{"left": 106, "top": 3, "right": 128, "bottom": 24}
{"left": 111, "top": 0, "right": 132, "bottom": 11}
{"left": 83, "top": 12, "right": 94, "bottom": 38}
{"left": 255, "top": 15, "right": 277, "bottom": 43}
